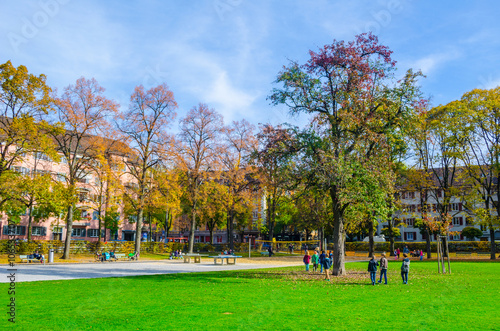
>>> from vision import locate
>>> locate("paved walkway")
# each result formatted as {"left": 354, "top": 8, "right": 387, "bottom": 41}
{"left": 1, "top": 259, "right": 304, "bottom": 283}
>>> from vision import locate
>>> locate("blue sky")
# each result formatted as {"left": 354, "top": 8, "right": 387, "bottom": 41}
{"left": 1, "top": 0, "right": 499, "bottom": 127}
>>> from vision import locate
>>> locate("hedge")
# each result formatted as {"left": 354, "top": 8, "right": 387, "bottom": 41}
{"left": 337, "top": 241, "right": 499, "bottom": 253}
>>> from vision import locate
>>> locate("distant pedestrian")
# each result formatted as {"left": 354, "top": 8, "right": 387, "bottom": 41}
{"left": 401, "top": 253, "right": 410, "bottom": 284}
{"left": 311, "top": 250, "right": 319, "bottom": 272}
{"left": 268, "top": 246, "right": 273, "bottom": 257}
{"left": 319, "top": 250, "right": 326, "bottom": 273}
{"left": 396, "top": 248, "right": 400, "bottom": 259}
{"left": 377, "top": 252, "right": 388, "bottom": 284}
{"left": 303, "top": 250, "right": 311, "bottom": 271}
{"left": 419, "top": 250, "right": 424, "bottom": 261}
{"left": 328, "top": 250, "right": 334, "bottom": 261}
{"left": 368, "top": 255, "right": 379, "bottom": 285}
{"left": 323, "top": 256, "right": 332, "bottom": 281}
{"left": 403, "top": 245, "right": 409, "bottom": 254}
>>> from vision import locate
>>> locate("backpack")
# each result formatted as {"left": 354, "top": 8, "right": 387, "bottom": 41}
{"left": 401, "top": 260, "right": 410, "bottom": 272}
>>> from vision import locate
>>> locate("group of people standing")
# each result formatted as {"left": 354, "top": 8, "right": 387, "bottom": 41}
{"left": 368, "top": 252, "right": 411, "bottom": 285}
{"left": 394, "top": 246, "right": 423, "bottom": 261}
{"left": 303, "top": 249, "right": 334, "bottom": 281}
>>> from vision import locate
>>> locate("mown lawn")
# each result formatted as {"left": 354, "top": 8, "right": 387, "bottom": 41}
{"left": 2, "top": 262, "right": 499, "bottom": 330}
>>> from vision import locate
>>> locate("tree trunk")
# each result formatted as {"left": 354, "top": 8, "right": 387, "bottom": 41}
{"left": 27, "top": 205, "right": 33, "bottom": 242}
{"left": 188, "top": 208, "right": 196, "bottom": 254}
{"left": 331, "top": 212, "right": 345, "bottom": 276}
{"left": 135, "top": 208, "right": 143, "bottom": 257}
{"left": 388, "top": 217, "right": 395, "bottom": 256}
{"left": 148, "top": 213, "right": 152, "bottom": 243}
{"left": 62, "top": 205, "right": 74, "bottom": 259}
{"left": 425, "top": 227, "right": 431, "bottom": 259}
{"left": 368, "top": 219, "right": 374, "bottom": 257}
{"left": 228, "top": 210, "right": 234, "bottom": 250}
{"left": 490, "top": 227, "right": 496, "bottom": 260}
{"left": 210, "top": 228, "right": 214, "bottom": 245}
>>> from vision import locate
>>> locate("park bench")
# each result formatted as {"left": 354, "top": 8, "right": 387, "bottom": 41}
{"left": 209, "top": 255, "right": 242, "bottom": 265}
{"left": 477, "top": 252, "right": 491, "bottom": 256}
{"left": 260, "top": 251, "right": 269, "bottom": 256}
{"left": 456, "top": 252, "right": 472, "bottom": 256}
{"left": 20, "top": 254, "right": 45, "bottom": 264}
{"left": 114, "top": 253, "right": 127, "bottom": 260}
{"left": 183, "top": 253, "right": 203, "bottom": 263}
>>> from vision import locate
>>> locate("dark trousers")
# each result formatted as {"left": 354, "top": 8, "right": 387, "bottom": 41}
{"left": 401, "top": 271, "right": 408, "bottom": 283}
{"left": 370, "top": 272, "right": 376, "bottom": 284}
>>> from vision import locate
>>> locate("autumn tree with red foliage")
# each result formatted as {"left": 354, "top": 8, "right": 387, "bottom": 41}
{"left": 269, "top": 33, "right": 425, "bottom": 275}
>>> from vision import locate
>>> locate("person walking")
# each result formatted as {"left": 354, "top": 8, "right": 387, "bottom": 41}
{"left": 311, "top": 250, "right": 319, "bottom": 272}
{"left": 319, "top": 250, "right": 326, "bottom": 273}
{"left": 303, "top": 250, "right": 311, "bottom": 271}
{"left": 323, "top": 256, "right": 332, "bottom": 281}
{"left": 396, "top": 247, "right": 400, "bottom": 259}
{"left": 401, "top": 253, "right": 410, "bottom": 284}
{"left": 378, "top": 252, "right": 388, "bottom": 284}
{"left": 368, "top": 255, "right": 379, "bottom": 285}
{"left": 419, "top": 250, "right": 424, "bottom": 261}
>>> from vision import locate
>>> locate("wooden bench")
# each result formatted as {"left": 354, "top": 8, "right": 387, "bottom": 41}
{"left": 183, "top": 254, "right": 203, "bottom": 263}
{"left": 260, "top": 251, "right": 269, "bottom": 256}
{"left": 477, "top": 252, "right": 491, "bottom": 256}
{"left": 114, "top": 253, "right": 127, "bottom": 260}
{"left": 20, "top": 255, "right": 45, "bottom": 264}
{"left": 456, "top": 252, "right": 472, "bottom": 256}
{"left": 209, "top": 255, "right": 242, "bottom": 265}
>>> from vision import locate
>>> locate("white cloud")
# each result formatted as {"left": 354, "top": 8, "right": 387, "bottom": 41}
{"left": 412, "top": 51, "right": 461, "bottom": 76}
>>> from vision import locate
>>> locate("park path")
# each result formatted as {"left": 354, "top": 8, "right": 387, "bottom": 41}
{"left": 0, "top": 259, "right": 305, "bottom": 283}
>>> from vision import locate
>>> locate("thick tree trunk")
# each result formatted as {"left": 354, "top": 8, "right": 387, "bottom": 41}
{"left": 135, "top": 208, "right": 143, "bottom": 257}
{"left": 331, "top": 213, "right": 345, "bottom": 276}
{"left": 62, "top": 205, "right": 74, "bottom": 259}
{"left": 210, "top": 228, "right": 214, "bottom": 245}
{"left": 490, "top": 228, "right": 496, "bottom": 260}
{"left": 368, "top": 219, "right": 374, "bottom": 257}
{"left": 425, "top": 227, "right": 432, "bottom": 259}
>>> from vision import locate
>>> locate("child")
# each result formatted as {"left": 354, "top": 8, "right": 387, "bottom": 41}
{"left": 323, "top": 256, "right": 332, "bottom": 281}
{"left": 303, "top": 250, "right": 311, "bottom": 271}
{"left": 311, "top": 250, "right": 319, "bottom": 272}
{"left": 419, "top": 250, "right": 424, "bottom": 261}
{"left": 319, "top": 250, "right": 326, "bottom": 273}
{"left": 378, "top": 252, "right": 388, "bottom": 284}
{"left": 368, "top": 255, "right": 379, "bottom": 285}
{"left": 401, "top": 253, "right": 410, "bottom": 284}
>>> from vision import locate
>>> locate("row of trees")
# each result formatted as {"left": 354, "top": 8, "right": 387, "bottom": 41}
{"left": 0, "top": 61, "right": 260, "bottom": 259}
{"left": 1, "top": 32, "right": 498, "bottom": 269}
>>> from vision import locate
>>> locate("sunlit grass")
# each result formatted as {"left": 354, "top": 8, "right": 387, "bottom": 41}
{"left": 2, "top": 262, "right": 499, "bottom": 330}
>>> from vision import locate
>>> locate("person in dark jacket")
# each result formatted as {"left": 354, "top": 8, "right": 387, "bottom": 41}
{"left": 401, "top": 253, "right": 410, "bottom": 284}
{"left": 368, "top": 255, "right": 379, "bottom": 285}
{"left": 319, "top": 250, "right": 326, "bottom": 273}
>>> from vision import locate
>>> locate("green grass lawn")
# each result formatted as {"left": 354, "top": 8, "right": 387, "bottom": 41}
{"left": 2, "top": 262, "right": 499, "bottom": 330}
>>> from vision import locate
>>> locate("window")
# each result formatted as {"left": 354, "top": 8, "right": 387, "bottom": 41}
{"left": 408, "top": 191, "right": 415, "bottom": 199}
{"left": 128, "top": 215, "right": 137, "bottom": 223}
{"left": 78, "top": 191, "right": 89, "bottom": 202}
{"left": 453, "top": 234, "right": 461, "bottom": 241}
{"left": 432, "top": 204, "right": 437, "bottom": 212}
{"left": 88, "top": 229, "right": 99, "bottom": 237}
{"left": 252, "top": 209, "right": 259, "bottom": 219}
{"left": 2, "top": 225, "right": 26, "bottom": 236}
{"left": 34, "top": 152, "right": 51, "bottom": 161}
{"left": 405, "top": 218, "right": 415, "bottom": 227}
{"left": 53, "top": 227, "right": 63, "bottom": 234}
{"left": 451, "top": 203, "right": 462, "bottom": 211}
{"left": 480, "top": 224, "right": 487, "bottom": 231}
{"left": 401, "top": 191, "right": 407, "bottom": 199}
{"left": 72, "top": 228, "right": 86, "bottom": 237}
{"left": 56, "top": 173, "right": 66, "bottom": 182}
{"left": 81, "top": 210, "right": 89, "bottom": 219}
{"left": 405, "top": 232, "right": 415, "bottom": 241}
{"left": 92, "top": 211, "right": 99, "bottom": 221}
{"left": 60, "top": 155, "right": 68, "bottom": 164}
{"left": 436, "top": 190, "right": 442, "bottom": 198}
{"left": 452, "top": 217, "right": 463, "bottom": 226}
{"left": 217, "top": 236, "right": 222, "bottom": 243}
{"left": 32, "top": 227, "right": 46, "bottom": 236}
{"left": 12, "top": 166, "right": 30, "bottom": 175}
{"left": 410, "top": 205, "right": 416, "bottom": 213}
{"left": 33, "top": 169, "right": 50, "bottom": 177}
